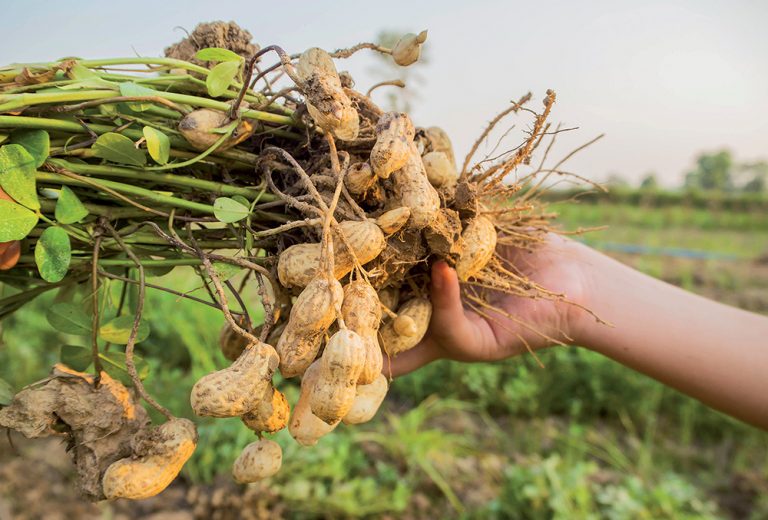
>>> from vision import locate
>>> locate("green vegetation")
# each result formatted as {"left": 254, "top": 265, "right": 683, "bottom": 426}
{"left": 1, "top": 193, "right": 766, "bottom": 518}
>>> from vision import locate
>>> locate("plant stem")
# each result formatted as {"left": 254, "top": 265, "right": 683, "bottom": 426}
{"left": 0, "top": 90, "right": 298, "bottom": 127}
{"left": 46, "top": 158, "right": 274, "bottom": 200}
{"left": 36, "top": 171, "right": 218, "bottom": 215}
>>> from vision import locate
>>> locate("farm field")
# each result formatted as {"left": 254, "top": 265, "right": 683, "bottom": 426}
{"left": 1, "top": 198, "right": 766, "bottom": 519}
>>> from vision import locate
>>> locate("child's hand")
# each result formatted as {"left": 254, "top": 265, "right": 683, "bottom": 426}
{"left": 387, "top": 234, "right": 594, "bottom": 376}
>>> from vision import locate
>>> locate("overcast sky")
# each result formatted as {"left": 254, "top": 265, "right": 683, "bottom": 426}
{"left": 1, "top": 0, "right": 765, "bottom": 186}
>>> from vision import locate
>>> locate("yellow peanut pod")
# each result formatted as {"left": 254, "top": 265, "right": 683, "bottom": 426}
{"left": 190, "top": 342, "right": 278, "bottom": 418}
{"left": 342, "top": 373, "right": 389, "bottom": 425}
{"left": 370, "top": 112, "right": 415, "bottom": 179}
{"left": 178, "top": 109, "right": 254, "bottom": 151}
{"left": 391, "top": 144, "right": 441, "bottom": 229}
{"left": 345, "top": 162, "right": 376, "bottom": 196}
{"left": 232, "top": 438, "right": 282, "bottom": 483}
{"left": 242, "top": 386, "right": 290, "bottom": 434}
{"left": 277, "top": 220, "right": 386, "bottom": 288}
{"left": 218, "top": 315, "right": 251, "bottom": 362}
{"left": 309, "top": 329, "right": 366, "bottom": 424}
{"left": 422, "top": 151, "right": 457, "bottom": 188}
{"left": 102, "top": 418, "right": 197, "bottom": 500}
{"left": 379, "top": 298, "right": 432, "bottom": 356}
{"left": 391, "top": 30, "right": 428, "bottom": 67}
{"left": 277, "top": 275, "right": 343, "bottom": 378}
{"left": 341, "top": 281, "right": 383, "bottom": 385}
{"left": 455, "top": 216, "right": 498, "bottom": 281}
{"left": 289, "top": 361, "right": 339, "bottom": 445}
{"left": 375, "top": 207, "right": 411, "bottom": 235}
{"left": 424, "top": 126, "right": 456, "bottom": 169}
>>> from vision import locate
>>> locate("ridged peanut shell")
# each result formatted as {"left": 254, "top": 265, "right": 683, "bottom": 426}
{"left": 289, "top": 361, "right": 339, "bottom": 446}
{"left": 218, "top": 317, "right": 251, "bottom": 362}
{"left": 379, "top": 298, "right": 432, "bottom": 356}
{"left": 375, "top": 207, "right": 411, "bottom": 235}
{"left": 309, "top": 329, "right": 366, "bottom": 424}
{"left": 341, "top": 281, "right": 383, "bottom": 385}
{"left": 296, "top": 48, "right": 337, "bottom": 83}
{"left": 232, "top": 439, "right": 282, "bottom": 483}
{"left": 277, "top": 275, "right": 343, "bottom": 377}
{"left": 277, "top": 220, "right": 386, "bottom": 288}
{"left": 370, "top": 112, "right": 415, "bottom": 179}
{"left": 342, "top": 373, "right": 389, "bottom": 425}
{"left": 190, "top": 342, "right": 278, "bottom": 417}
{"left": 345, "top": 162, "right": 375, "bottom": 196}
{"left": 425, "top": 126, "right": 456, "bottom": 168}
{"left": 456, "top": 216, "right": 497, "bottom": 281}
{"left": 391, "top": 30, "right": 428, "bottom": 66}
{"left": 242, "top": 386, "right": 290, "bottom": 433}
{"left": 422, "top": 151, "right": 457, "bottom": 188}
{"left": 178, "top": 108, "right": 254, "bottom": 151}
{"left": 102, "top": 418, "right": 197, "bottom": 500}
{"left": 391, "top": 144, "right": 441, "bottom": 229}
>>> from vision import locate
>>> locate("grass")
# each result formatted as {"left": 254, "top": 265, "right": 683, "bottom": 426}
{"left": 0, "top": 198, "right": 767, "bottom": 518}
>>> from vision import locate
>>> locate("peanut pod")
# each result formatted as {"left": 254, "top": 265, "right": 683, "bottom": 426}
{"left": 289, "top": 361, "right": 339, "bottom": 446}
{"left": 455, "top": 216, "right": 497, "bottom": 281}
{"left": 308, "top": 329, "right": 366, "bottom": 424}
{"left": 276, "top": 274, "right": 343, "bottom": 378}
{"left": 102, "top": 418, "right": 197, "bottom": 500}
{"left": 242, "top": 386, "right": 290, "bottom": 434}
{"left": 391, "top": 30, "right": 428, "bottom": 67}
{"left": 277, "top": 220, "right": 386, "bottom": 288}
{"left": 379, "top": 297, "right": 432, "bottom": 356}
{"left": 370, "top": 112, "right": 415, "bottom": 179}
{"left": 391, "top": 144, "right": 441, "bottom": 229}
{"left": 341, "top": 281, "right": 383, "bottom": 385}
{"left": 342, "top": 373, "right": 389, "bottom": 425}
{"left": 178, "top": 108, "right": 254, "bottom": 151}
{"left": 375, "top": 207, "right": 411, "bottom": 235}
{"left": 232, "top": 438, "right": 282, "bottom": 483}
{"left": 190, "top": 341, "right": 278, "bottom": 417}
{"left": 422, "top": 151, "right": 457, "bottom": 189}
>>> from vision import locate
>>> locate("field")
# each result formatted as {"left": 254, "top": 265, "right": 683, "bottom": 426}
{"left": 1, "top": 197, "right": 767, "bottom": 519}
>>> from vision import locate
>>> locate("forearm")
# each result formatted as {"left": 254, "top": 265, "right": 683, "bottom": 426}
{"left": 575, "top": 247, "right": 768, "bottom": 430}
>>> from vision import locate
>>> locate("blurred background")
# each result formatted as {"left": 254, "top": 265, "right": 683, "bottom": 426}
{"left": 0, "top": 1, "right": 766, "bottom": 518}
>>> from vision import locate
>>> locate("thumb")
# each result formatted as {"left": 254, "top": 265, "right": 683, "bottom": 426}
{"left": 430, "top": 261, "right": 464, "bottom": 324}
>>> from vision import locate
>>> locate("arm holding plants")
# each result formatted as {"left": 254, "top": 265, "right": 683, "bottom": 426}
{"left": 389, "top": 235, "right": 768, "bottom": 431}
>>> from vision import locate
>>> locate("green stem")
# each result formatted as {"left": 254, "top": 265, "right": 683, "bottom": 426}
{"left": 46, "top": 158, "right": 273, "bottom": 200}
{"left": 37, "top": 213, "right": 91, "bottom": 242}
{"left": 38, "top": 198, "right": 150, "bottom": 218}
{"left": 0, "top": 115, "right": 291, "bottom": 163}
{"left": 36, "top": 171, "right": 217, "bottom": 214}
{"left": 0, "top": 89, "right": 298, "bottom": 127}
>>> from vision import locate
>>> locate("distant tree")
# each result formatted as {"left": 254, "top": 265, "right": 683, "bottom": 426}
{"left": 369, "top": 30, "right": 429, "bottom": 112}
{"left": 683, "top": 150, "right": 733, "bottom": 192}
{"left": 639, "top": 172, "right": 659, "bottom": 190}
{"left": 739, "top": 161, "right": 768, "bottom": 193}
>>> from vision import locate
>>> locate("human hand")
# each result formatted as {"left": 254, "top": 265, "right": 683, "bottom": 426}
{"left": 386, "top": 234, "right": 596, "bottom": 376}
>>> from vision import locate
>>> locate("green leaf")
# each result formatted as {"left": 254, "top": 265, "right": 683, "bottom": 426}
{"left": 67, "top": 63, "right": 99, "bottom": 80}
{"left": 0, "top": 199, "right": 38, "bottom": 241}
{"left": 35, "top": 226, "right": 71, "bottom": 283}
{"left": 0, "top": 144, "right": 40, "bottom": 209}
{"left": 92, "top": 132, "right": 146, "bottom": 166}
{"left": 213, "top": 196, "right": 249, "bottom": 223}
{"left": 0, "top": 377, "right": 13, "bottom": 406}
{"left": 60, "top": 344, "right": 92, "bottom": 372}
{"left": 99, "top": 315, "right": 150, "bottom": 344}
{"left": 55, "top": 186, "right": 88, "bottom": 224}
{"left": 47, "top": 302, "right": 91, "bottom": 335}
{"left": 196, "top": 47, "right": 243, "bottom": 63}
{"left": 100, "top": 349, "right": 150, "bottom": 384}
{"left": 210, "top": 261, "right": 242, "bottom": 282}
{"left": 231, "top": 195, "right": 250, "bottom": 208}
{"left": 118, "top": 82, "right": 157, "bottom": 112}
{"left": 206, "top": 61, "right": 240, "bottom": 97}
{"left": 142, "top": 126, "right": 170, "bottom": 165}
{"left": 10, "top": 129, "right": 49, "bottom": 168}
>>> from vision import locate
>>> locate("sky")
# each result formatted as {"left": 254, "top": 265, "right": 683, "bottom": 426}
{"left": 0, "top": 0, "right": 766, "bottom": 186}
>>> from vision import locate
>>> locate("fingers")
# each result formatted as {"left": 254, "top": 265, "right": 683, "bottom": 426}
{"left": 430, "top": 261, "right": 464, "bottom": 325}
{"left": 385, "top": 338, "right": 441, "bottom": 377}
